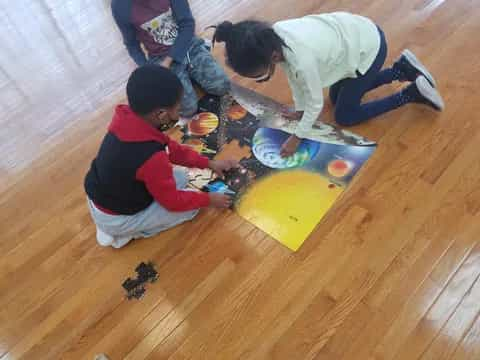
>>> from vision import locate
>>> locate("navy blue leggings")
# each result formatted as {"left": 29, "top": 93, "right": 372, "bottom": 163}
{"left": 330, "top": 28, "right": 403, "bottom": 126}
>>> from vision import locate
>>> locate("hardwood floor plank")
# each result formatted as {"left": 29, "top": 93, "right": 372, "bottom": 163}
{"left": 450, "top": 313, "right": 480, "bottom": 360}
{"left": 1, "top": 0, "right": 479, "bottom": 359}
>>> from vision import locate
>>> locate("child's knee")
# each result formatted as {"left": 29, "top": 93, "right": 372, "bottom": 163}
{"left": 204, "top": 75, "right": 231, "bottom": 96}
{"left": 173, "top": 167, "right": 189, "bottom": 189}
{"left": 214, "top": 77, "right": 231, "bottom": 96}
{"left": 334, "top": 107, "right": 356, "bottom": 126}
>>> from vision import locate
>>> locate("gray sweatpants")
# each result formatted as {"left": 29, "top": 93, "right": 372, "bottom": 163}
{"left": 87, "top": 168, "right": 199, "bottom": 249}
{"left": 154, "top": 37, "right": 230, "bottom": 116}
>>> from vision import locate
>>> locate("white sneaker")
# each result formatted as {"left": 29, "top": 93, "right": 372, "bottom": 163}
{"left": 96, "top": 228, "right": 114, "bottom": 247}
{"left": 111, "top": 236, "right": 134, "bottom": 249}
{"left": 96, "top": 228, "right": 133, "bottom": 249}
{"left": 401, "top": 49, "right": 437, "bottom": 87}
{"left": 416, "top": 76, "right": 445, "bottom": 111}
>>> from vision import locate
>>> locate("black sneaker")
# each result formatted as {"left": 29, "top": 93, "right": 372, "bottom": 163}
{"left": 407, "top": 76, "right": 445, "bottom": 111}
{"left": 394, "top": 49, "right": 437, "bottom": 87}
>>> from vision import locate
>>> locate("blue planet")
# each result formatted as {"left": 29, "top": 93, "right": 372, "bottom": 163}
{"left": 252, "top": 128, "right": 320, "bottom": 169}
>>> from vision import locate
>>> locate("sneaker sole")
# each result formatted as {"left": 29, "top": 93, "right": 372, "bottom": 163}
{"left": 402, "top": 49, "right": 437, "bottom": 88}
{"left": 416, "top": 76, "right": 445, "bottom": 111}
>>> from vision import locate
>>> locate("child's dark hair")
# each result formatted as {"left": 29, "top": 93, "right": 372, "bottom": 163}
{"left": 127, "top": 65, "right": 183, "bottom": 115}
{"left": 211, "top": 20, "right": 289, "bottom": 76}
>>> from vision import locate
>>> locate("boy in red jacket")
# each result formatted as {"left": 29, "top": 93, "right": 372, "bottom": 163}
{"left": 85, "top": 65, "right": 236, "bottom": 248}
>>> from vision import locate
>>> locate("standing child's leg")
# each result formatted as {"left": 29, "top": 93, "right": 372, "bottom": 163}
{"left": 187, "top": 38, "right": 231, "bottom": 96}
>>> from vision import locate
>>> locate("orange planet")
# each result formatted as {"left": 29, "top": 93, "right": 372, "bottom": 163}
{"left": 188, "top": 112, "right": 219, "bottom": 136}
{"left": 327, "top": 159, "right": 353, "bottom": 178}
{"left": 227, "top": 104, "right": 248, "bottom": 120}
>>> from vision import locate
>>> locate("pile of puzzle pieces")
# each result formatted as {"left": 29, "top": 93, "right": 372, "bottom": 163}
{"left": 122, "top": 262, "right": 158, "bottom": 300}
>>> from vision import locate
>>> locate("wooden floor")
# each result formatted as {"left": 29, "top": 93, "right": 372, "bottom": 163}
{"left": 1, "top": 0, "right": 479, "bottom": 359}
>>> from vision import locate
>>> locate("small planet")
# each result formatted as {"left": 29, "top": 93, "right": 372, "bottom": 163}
{"left": 327, "top": 159, "right": 353, "bottom": 178}
{"left": 227, "top": 104, "right": 248, "bottom": 120}
{"left": 188, "top": 112, "right": 219, "bottom": 136}
{"left": 252, "top": 127, "right": 320, "bottom": 169}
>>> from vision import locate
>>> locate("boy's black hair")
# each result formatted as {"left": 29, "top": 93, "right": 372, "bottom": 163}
{"left": 211, "top": 20, "right": 289, "bottom": 76}
{"left": 127, "top": 64, "right": 183, "bottom": 115}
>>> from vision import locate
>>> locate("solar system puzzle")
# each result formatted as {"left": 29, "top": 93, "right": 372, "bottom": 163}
{"left": 181, "top": 85, "right": 376, "bottom": 251}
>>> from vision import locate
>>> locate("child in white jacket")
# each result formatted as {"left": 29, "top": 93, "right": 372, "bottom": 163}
{"left": 212, "top": 12, "right": 444, "bottom": 157}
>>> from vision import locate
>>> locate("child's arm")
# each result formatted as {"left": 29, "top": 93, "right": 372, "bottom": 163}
{"left": 167, "top": 138, "right": 210, "bottom": 169}
{"left": 168, "top": 0, "right": 196, "bottom": 64}
{"left": 293, "top": 62, "right": 325, "bottom": 139}
{"left": 137, "top": 152, "right": 210, "bottom": 211}
{"left": 111, "top": 0, "right": 147, "bottom": 66}
{"left": 288, "top": 75, "right": 306, "bottom": 112}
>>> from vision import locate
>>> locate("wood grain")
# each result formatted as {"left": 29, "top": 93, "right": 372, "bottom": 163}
{"left": 0, "top": 0, "right": 479, "bottom": 359}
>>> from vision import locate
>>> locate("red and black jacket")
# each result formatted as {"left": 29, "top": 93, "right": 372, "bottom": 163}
{"left": 85, "top": 105, "right": 210, "bottom": 215}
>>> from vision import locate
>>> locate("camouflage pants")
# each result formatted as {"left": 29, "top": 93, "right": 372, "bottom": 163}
{"left": 154, "top": 38, "right": 230, "bottom": 116}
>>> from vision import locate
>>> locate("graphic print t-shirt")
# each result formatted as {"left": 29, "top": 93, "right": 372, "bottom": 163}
{"left": 131, "top": 0, "right": 178, "bottom": 58}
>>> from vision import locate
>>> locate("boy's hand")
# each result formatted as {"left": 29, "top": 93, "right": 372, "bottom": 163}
{"left": 280, "top": 135, "right": 301, "bottom": 158}
{"left": 208, "top": 160, "right": 239, "bottom": 179}
{"left": 281, "top": 107, "right": 303, "bottom": 121}
{"left": 209, "top": 193, "right": 233, "bottom": 208}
